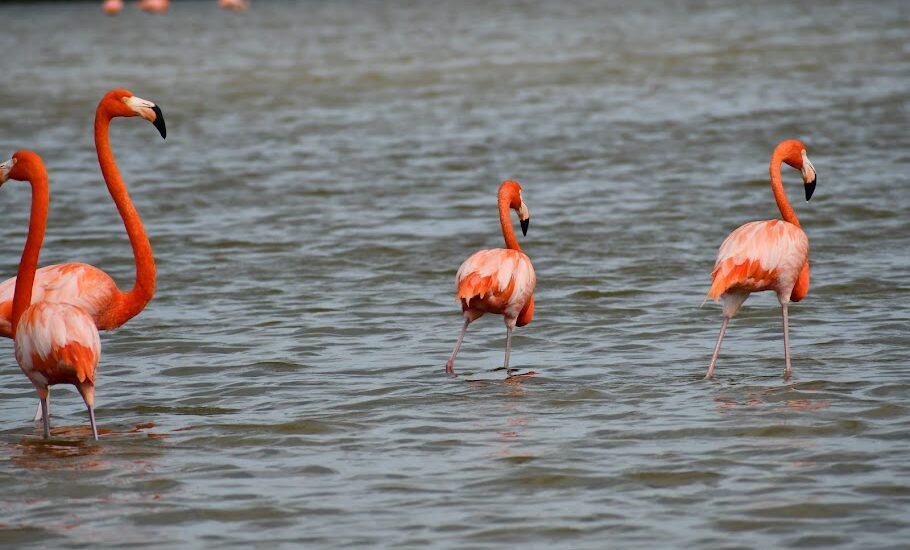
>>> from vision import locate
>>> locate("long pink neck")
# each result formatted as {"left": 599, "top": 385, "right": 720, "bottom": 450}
{"left": 498, "top": 196, "right": 521, "bottom": 251}
{"left": 12, "top": 167, "right": 49, "bottom": 336}
{"left": 769, "top": 148, "right": 800, "bottom": 228}
{"left": 95, "top": 108, "right": 156, "bottom": 325}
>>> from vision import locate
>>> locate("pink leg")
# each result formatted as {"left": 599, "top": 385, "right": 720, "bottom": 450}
{"left": 705, "top": 316, "right": 730, "bottom": 379}
{"left": 32, "top": 394, "right": 48, "bottom": 423}
{"left": 445, "top": 318, "right": 471, "bottom": 375}
{"left": 87, "top": 405, "right": 99, "bottom": 441}
{"left": 77, "top": 384, "right": 99, "bottom": 441}
{"left": 781, "top": 303, "right": 792, "bottom": 379}
{"left": 40, "top": 397, "right": 50, "bottom": 439}
{"left": 503, "top": 326, "right": 513, "bottom": 374}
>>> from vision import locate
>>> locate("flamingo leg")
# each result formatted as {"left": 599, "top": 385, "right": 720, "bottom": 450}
{"left": 503, "top": 326, "right": 513, "bottom": 374}
{"left": 446, "top": 318, "right": 471, "bottom": 374}
{"left": 87, "top": 405, "right": 99, "bottom": 441}
{"left": 705, "top": 316, "right": 730, "bottom": 379}
{"left": 40, "top": 397, "right": 50, "bottom": 439}
{"left": 33, "top": 393, "right": 49, "bottom": 423}
{"left": 781, "top": 303, "right": 792, "bottom": 379}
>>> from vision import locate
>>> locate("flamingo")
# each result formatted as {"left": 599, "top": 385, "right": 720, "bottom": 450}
{"left": 0, "top": 89, "right": 165, "bottom": 421}
{"left": 218, "top": 0, "right": 249, "bottom": 12}
{"left": 445, "top": 180, "right": 536, "bottom": 377}
{"left": 102, "top": 0, "right": 124, "bottom": 15}
{"left": 137, "top": 0, "right": 169, "bottom": 14}
{"left": 1, "top": 151, "right": 102, "bottom": 440}
{"left": 704, "top": 139, "right": 817, "bottom": 379}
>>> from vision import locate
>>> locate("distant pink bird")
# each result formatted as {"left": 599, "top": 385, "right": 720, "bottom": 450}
{"left": 1, "top": 151, "right": 102, "bottom": 440}
{"left": 102, "top": 0, "right": 123, "bottom": 15}
{"left": 0, "top": 89, "right": 165, "bottom": 422}
{"left": 219, "top": 0, "right": 249, "bottom": 11}
{"left": 137, "top": 0, "right": 169, "bottom": 14}
{"left": 446, "top": 180, "right": 536, "bottom": 376}
{"left": 705, "top": 139, "right": 817, "bottom": 379}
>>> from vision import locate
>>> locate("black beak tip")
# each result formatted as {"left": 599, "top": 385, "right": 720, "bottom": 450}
{"left": 520, "top": 218, "right": 529, "bottom": 236}
{"left": 152, "top": 105, "right": 167, "bottom": 139}
{"left": 805, "top": 179, "right": 816, "bottom": 201}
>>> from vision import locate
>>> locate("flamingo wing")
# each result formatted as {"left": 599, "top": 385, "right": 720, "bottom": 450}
{"left": 0, "top": 263, "right": 118, "bottom": 337}
{"left": 455, "top": 248, "right": 536, "bottom": 317}
{"left": 707, "top": 220, "right": 809, "bottom": 301}
{"left": 14, "top": 302, "right": 101, "bottom": 388}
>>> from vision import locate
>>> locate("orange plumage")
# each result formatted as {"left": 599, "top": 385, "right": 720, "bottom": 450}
{"left": 704, "top": 139, "right": 817, "bottom": 379}
{"left": 1, "top": 151, "right": 102, "bottom": 440}
{"left": 445, "top": 181, "right": 536, "bottom": 376}
{"left": 0, "top": 89, "right": 164, "bottom": 421}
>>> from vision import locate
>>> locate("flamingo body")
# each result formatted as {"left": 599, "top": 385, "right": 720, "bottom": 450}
{"left": 15, "top": 302, "right": 100, "bottom": 395}
{"left": 219, "top": 0, "right": 249, "bottom": 11}
{"left": 0, "top": 264, "right": 119, "bottom": 337}
{"left": 705, "top": 139, "right": 817, "bottom": 379}
{"left": 137, "top": 0, "right": 169, "bottom": 14}
{"left": 707, "top": 219, "right": 809, "bottom": 317}
{"left": 1, "top": 89, "right": 164, "bottom": 422}
{"left": 445, "top": 180, "right": 535, "bottom": 376}
{"left": 102, "top": 0, "right": 124, "bottom": 15}
{"left": 1, "top": 151, "right": 102, "bottom": 439}
{"left": 456, "top": 248, "right": 535, "bottom": 323}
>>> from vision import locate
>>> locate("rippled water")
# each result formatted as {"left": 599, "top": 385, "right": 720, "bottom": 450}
{"left": 1, "top": 0, "right": 909, "bottom": 547}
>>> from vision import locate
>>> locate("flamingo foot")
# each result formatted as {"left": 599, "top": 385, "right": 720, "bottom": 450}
{"left": 445, "top": 360, "right": 456, "bottom": 376}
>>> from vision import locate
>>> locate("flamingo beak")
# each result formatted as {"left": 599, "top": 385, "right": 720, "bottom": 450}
{"left": 804, "top": 179, "right": 816, "bottom": 201}
{"left": 151, "top": 105, "right": 167, "bottom": 139}
{"left": 0, "top": 158, "right": 14, "bottom": 185}
{"left": 801, "top": 151, "right": 816, "bottom": 201}
{"left": 519, "top": 202, "right": 530, "bottom": 236}
{"left": 124, "top": 95, "right": 167, "bottom": 139}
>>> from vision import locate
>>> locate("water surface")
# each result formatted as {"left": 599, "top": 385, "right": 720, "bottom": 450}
{"left": 0, "top": 0, "right": 908, "bottom": 547}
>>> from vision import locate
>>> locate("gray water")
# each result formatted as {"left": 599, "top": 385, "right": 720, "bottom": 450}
{"left": 0, "top": 0, "right": 909, "bottom": 547}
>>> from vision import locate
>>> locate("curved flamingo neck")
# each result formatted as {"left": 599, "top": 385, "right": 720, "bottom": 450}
{"left": 769, "top": 148, "right": 801, "bottom": 228}
{"left": 498, "top": 195, "right": 521, "bottom": 252}
{"left": 12, "top": 167, "right": 50, "bottom": 336}
{"left": 95, "top": 108, "right": 156, "bottom": 325}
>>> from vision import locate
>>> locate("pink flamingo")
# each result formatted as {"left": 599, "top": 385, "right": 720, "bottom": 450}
{"left": 0, "top": 89, "right": 165, "bottom": 421}
{"left": 446, "top": 180, "right": 536, "bottom": 377}
{"left": 102, "top": 0, "right": 124, "bottom": 15}
{"left": 137, "top": 0, "right": 169, "bottom": 14}
{"left": 218, "top": 0, "right": 249, "bottom": 12}
{"left": 1, "top": 151, "right": 102, "bottom": 440}
{"left": 705, "top": 139, "right": 817, "bottom": 379}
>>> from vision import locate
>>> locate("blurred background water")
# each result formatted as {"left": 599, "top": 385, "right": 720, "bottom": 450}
{"left": 0, "top": 0, "right": 908, "bottom": 547}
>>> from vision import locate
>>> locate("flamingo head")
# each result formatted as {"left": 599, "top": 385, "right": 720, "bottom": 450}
{"left": 778, "top": 139, "right": 816, "bottom": 201}
{"left": 499, "top": 179, "right": 531, "bottom": 235}
{"left": 100, "top": 89, "right": 167, "bottom": 139}
{"left": 0, "top": 151, "right": 45, "bottom": 186}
